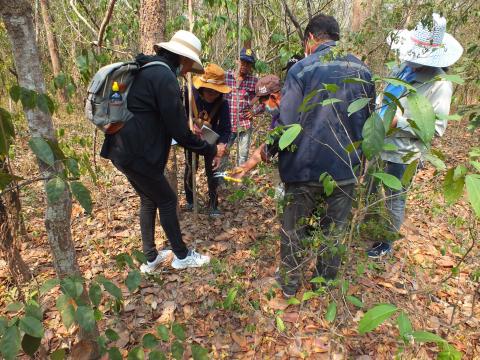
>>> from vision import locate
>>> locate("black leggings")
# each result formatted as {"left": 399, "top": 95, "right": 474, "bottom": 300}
{"left": 184, "top": 150, "right": 218, "bottom": 208}
{"left": 113, "top": 162, "right": 188, "bottom": 261}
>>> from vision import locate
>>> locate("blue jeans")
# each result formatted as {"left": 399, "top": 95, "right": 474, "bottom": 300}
{"left": 384, "top": 161, "right": 408, "bottom": 232}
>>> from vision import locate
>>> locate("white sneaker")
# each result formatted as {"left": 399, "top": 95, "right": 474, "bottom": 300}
{"left": 171, "top": 250, "right": 210, "bottom": 269}
{"left": 140, "top": 250, "right": 172, "bottom": 274}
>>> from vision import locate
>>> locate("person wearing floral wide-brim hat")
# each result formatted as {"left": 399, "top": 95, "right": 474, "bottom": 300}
{"left": 101, "top": 30, "right": 217, "bottom": 272}
{"left": 367, "top": 13, "right": 463, "bottom": 259}
{"left": 184, "top": 64, "right": 232, "bottom": 217}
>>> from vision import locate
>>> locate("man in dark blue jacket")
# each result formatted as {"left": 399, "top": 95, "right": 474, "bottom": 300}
{"left": 233, "top": 14, "right": 375, "bottom": 297}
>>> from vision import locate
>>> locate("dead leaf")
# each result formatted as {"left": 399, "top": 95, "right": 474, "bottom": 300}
{"left": 157, "top": 301, "right": 176, "bottom": 324}
{"left": 70, "top": 340, "right": 97, "bottom": 360}
{"left": 435, "top": 256, "right": 456, "bottom": 268}
{"left": 231, "top": 332, "right": 248, "bottom": 350}
{"left": 282, "top": 312, "right": 299, "bottom": 323}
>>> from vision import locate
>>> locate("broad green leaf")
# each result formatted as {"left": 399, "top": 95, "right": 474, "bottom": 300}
{"left": 407, "top": 93, "right": 436, "bottom": 144}
{"left": 101, "top": 280, "right": 122, "bottom": 300}
{"left": 279, "top": 124, "right": 302, "bottom": 151}
{"left": 397, "top": 311, "right": 413, "bottom": 339}
{"left": 60, "top": 276, "right": 84, "bottom": 299}
{"left": 0, "top": 326, "right": 21, "bottom": 360}
{"left": 108, "top": 347, "right": 122, "bottom": 360}
{"left": 70, "top": 181, "right": 93, "bottom": 214}
{"left": 171, "top": 340, "right": 184, "bottom": 360}
{"left": 0, "top": 317, "right": 7, "bottom": 336}
{"left": 321, "top": 98, "right": 342, "bottom": 106}
{"left": 105, "top": 328, "right": 120, "bottom": 342}
{"left": 362, "top": 113, "right": 385, "bottom": 160}
{"left": 88, "top": 282, "right": 102, "bottom": 307}
{"left": 287, "top": 297, "right": 300, "bottom": 305}
{"left": 0, "top": 108, "right": 15, "bottom": 156}
{"left": 358, "top": 303, "right": 398, "bottom": 334}
{"left": 453, "top": 165, "right": 468, "bottom": 181}
{"left": 191, "top": 344, "right": 209, "bottom": 360}
{"left": 61, "top": 304, "right": 75, "bottom": 329}
{"left": 344, "top": 140, "right": 361, "bottom": 154}
{"left": 372, "top": 172, "right": 402, "bottom": 190}
{"left": 348, "top": 98, "right": 371, "bottom": 116}
{"left": 125, "top": 270, "right": 142, "bottom": 293}
{"left": 343, "top": 77, "right": 371, "bottom": 85}
{"left": 142, "top": 333, "right": 159, "bottom": 349}
{"left": 20, "top": 88, "right": 37, "bottom": 109}
{"left": 115, "top": 253, "right": 136, "bottom": 269}
{"left": 346, "top": 295, "right": 364, "bottom": 308}
{"left": 39, "top": 278, "right": 59, "bottom": 295}
{"left": 0, "top": 172, "right": 22, "bottom": 191}
{"left": 29, "top": 137, "right": 55, "bottom": 166}
{"left": 325, "top": 302, "right": 337, "bottom": 322}
{"left": 75, "top": 306, "right": 95, "bottom": 333}
{"left": 54, "top": 73, "right": 67, "bottom": 89}
{"left": 6, "top": 302, "right": 23, "bottom": 312}
{"left": 383, "top": 77, "right": 417, "bottom": 92}
{"left": 401, "top": 160, "right": 419, "bottom": 186}
{"left": 297, "top": 89, "right": 321, "bottom": 113}
{"left": 322, "top": 174, "right": 336, "bottom": 196}
{"left": 132, "top": 249, "right": 147, "bottom": 265}
{"left": 302, "top": 291, "right": 318, "bottom": 301}
{"left": 50, "top": 348, "right": 66, "bottom": 360}
{"left": 424, "top": 153, "right": 446, "bottom": 171}
{"left": 323, "top": 83, "right": 339, "bottom": 93}
{"left": 21, "top": 333, "right": 41, "bottom": 356}
{"left": 466, "top": 174, "right": 480, "bottom": 217}
{"left": 438, "top": 342, "right": 462, "bottom": 360}
{"left": 411, "top": 330, "right": 445, "bottom": 343}
{"left": 127, "top": 347, "right": 145, "bottom": 360}
{"left": 437, "top": 113, "right": 462, "bottom": 121}
{"left": 19, "top": 316, "right": 43, "bottom": 338}
{"left": 46, "top": 177, "right": 66, "bottom": 203}
{"left": 157, "top": 325, "right": 169, "bottom": 341}
{"left": 25, "top": 304, "right": 43, "bottom": 321}
{"left": 223, "top": 287, "right": 238, "bottom": 309}
{"left": 172, "top": 323, "right": 186, "bottom": 341}
{"left": 36, "top": 93, "right": 55, "bottom": 115}
{"left": 382, "top": 92, "right": 404, "bottom": 114}
{"left": 9, "top": 85, "right": 21, "bottom": 102}
{"left": 148, "top": 351, "right": 167, "bottom": 360}
{"left": 436, "top": 73, "right": 464, "bottom": 85}
{"left": 470, "top": 160, "right": 480, "bottom": 172}
{"left": 276, "top": 316, "right": 286, "bottom": 332}
{"left": 382, "top": 143, "right": 398, "bottom": 151}
{"left": 444, "top": 168, "right": 465, "bottom": 204}
{"left": 382, "top": 103, "right": 397, "bottom": 130}
{"left": 66, "top": 158, "right": 80, "bottom": 177}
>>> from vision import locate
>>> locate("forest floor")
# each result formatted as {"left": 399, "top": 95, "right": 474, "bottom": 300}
{"left": 1, "top": 117, "right": 479, "bottom": 359}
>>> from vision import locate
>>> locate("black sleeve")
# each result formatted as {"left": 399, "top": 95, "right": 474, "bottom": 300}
{"left": 216, "top": 100, "right": 231, "bottom": 144}
{"left": 153, "top": 70, "right": 216, "bottom": 157}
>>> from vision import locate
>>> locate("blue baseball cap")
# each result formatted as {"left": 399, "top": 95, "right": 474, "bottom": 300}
{"left": 240, "top": 48, "right": 256, "bottom": 64}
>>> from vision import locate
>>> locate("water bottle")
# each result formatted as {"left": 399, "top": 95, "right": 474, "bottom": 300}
{"left": 109, "top": 81, "right": 123, "bottom": 122}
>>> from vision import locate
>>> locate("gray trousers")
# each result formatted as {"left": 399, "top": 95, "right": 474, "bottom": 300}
{"left": 229, "top": 128, "right": 253, "bottom": 165}
{"left": 278, "top": 182, "right": 354, "bottom": 294}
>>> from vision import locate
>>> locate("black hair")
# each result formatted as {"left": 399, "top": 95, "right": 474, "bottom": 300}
{"left": 304, "top": 14, "right": 340, "bottom": 42}
{"left": 155, "top": 47, "right": 181, "bottom": 68}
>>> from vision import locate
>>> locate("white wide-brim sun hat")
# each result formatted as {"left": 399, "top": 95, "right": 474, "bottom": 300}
{"left": 388, "top": 13, "right": 463, "bottom": 68}
{"left": 154, "top": 30, "right": 204, "bottom": 74}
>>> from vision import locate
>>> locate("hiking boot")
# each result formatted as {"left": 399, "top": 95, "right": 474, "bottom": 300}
{"left": 140, "top": 250, "right": 172, "bottom": 274}
{"left": 209, "top": 207, "right": 222, "bottom": 217}
{"left": 171, "top": 249, "right": 210, "bottom": 269}
{"left": 367, "top": 242, "right": 392, "bottom": 259}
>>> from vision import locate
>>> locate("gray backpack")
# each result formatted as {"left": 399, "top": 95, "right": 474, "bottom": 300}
{"left": 85, "top": 61, "right": 170, "bottom": 131}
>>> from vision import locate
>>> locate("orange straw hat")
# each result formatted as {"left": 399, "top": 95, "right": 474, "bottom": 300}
{"left": 193, "top": 63, "right": 231, "bottom": 94}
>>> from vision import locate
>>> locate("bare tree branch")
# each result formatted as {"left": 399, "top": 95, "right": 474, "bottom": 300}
{"left": 305, "top": 0, "right": 312, "bottom": 19}
{"left": 282, "top": 0, "right": 303, "bottom": 42}
{"left": 69, "top": 0, "right": 97, "bottom": 36}
{"left": 77, "top": 0, "right": 100, "bottom": 30}
{"left": 96, "top": 0, "right": 117, "bottom": 48}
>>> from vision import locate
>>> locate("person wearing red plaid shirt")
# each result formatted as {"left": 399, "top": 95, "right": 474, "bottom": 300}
{"left": 224, "top": 47, "right": 260, "bottom": 164}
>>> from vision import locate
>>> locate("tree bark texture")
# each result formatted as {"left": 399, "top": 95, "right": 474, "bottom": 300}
{"left": 139, "top": 0, "right": 166, "bottom": 54}
{"left": 39, "top": 0, "right": 67, "bottom": 102}
{"left": 351, "top": 0, "right": 372, "bottom": 31}
{"left": 0, "top": 0, "right": 81, "bottom": 279}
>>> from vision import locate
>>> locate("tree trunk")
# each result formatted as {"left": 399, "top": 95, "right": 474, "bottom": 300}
{"left": 139, "top": 0, "right": 166, "bottom": 54}
{"left": 139, "top": 0, "right": 178, "bottom": 200}
{"left": 0, "top": 1, "right": 100, "bottom": 354}
{"left": 351, "top": 0, "right": 372, "bottom": 32}
{"left": 39, "top": 0, "right": 67, "bottom": 102}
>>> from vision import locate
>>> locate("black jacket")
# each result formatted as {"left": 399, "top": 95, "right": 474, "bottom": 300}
{"left": 100, "top": 54, "right": 216, "bottom": 178}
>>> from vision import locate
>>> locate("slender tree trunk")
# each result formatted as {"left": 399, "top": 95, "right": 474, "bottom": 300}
{"left": 39, "top": 0, "right": 67, "bottom": 102}
{"left": 139, "top": 0, "right": 166, "bottom": 54}
{"left": 351, "top": 0, "right": 372, "bottom": 31}
{"left": 0, "top": 2, "right": 100, "bottom": 355}
{"left": 243, "top": 0, "right": 253, "bottom": 49}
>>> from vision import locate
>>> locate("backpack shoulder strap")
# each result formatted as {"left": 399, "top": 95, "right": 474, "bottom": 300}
{"left": 207, "top": 99, "right": 223, "bottom": 124}
{"left": 140, "top": 61, "right": 171, "bottom": 71}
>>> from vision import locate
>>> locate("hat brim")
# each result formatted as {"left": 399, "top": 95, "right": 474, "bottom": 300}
{"left": 192, "top": 77, "right": 231, "bottom": 94}
{"left": 388, "top": 29, "right": 463, "bottom": 68}
{"left": 240, "top": 56, "right": 256, "bottom": 64}
{"left": 155, "top": 42, "right": 204, "bottom": 74}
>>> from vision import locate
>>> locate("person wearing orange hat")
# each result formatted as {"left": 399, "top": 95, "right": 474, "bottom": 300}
{"left": 184, "top": 63, "right": 232, "bottom": 217}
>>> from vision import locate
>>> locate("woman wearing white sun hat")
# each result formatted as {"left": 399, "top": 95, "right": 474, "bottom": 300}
{"left": 101, "top": 30, "right": 219, "bottom": 271}
{"left": 367, "top": 13, "right": 463, "bottom": 258}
